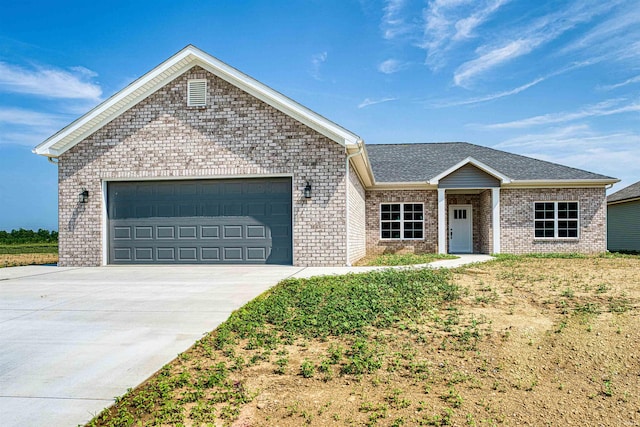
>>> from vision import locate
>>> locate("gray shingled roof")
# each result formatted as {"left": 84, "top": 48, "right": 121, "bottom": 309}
{"left": 366, "top": 142, "right": 616, "bottom": 183}
{"left": 607, "top": 180, "right": 640, "bottom": 203}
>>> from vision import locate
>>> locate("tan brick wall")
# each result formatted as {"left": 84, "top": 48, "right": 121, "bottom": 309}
{"left": 365, "top": 190, "right": 438, "bottom": 255}
{"left": 500, "top": 187, "right": 607, "bottom": 254}
{"left": 58, "top": 66, "right": 347, "bottom": 266}
{"left": 347, "top": 164, "right": 366, "bottom": 264}
{"left": 479, "top": 190, "right": 493, "bottom": 254}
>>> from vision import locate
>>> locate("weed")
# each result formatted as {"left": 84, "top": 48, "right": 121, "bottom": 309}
{"left": 300, "top": 359, "right": 315, "bottom": 378}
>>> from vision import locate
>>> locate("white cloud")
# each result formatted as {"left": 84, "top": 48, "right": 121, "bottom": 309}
{"left": 381, "top": 0, "right": 412, "bottom": 40}
{"left": 0, "top": 62, "right": 101, "bottom": 100}
{"left": 358, "top": 97, "right": 398, "bottom": 108}
{"left": 433, "top": 77, "right": 545, "bottom": 107}
{"left": 378, "top": 59, "right": 409, "bottom": 74}
{"left": 452, "top": 1, "right": 618, "bottom": 87}
{"left": 310, "top": 51, "right": 328, "bottom": 80}
{"left": 421, "top": 0, "right": 508, "bottom": 69}
{"left": 481, "top": 99, "right": 640, "bottom": 129}
{"left": 0, "top": 107, "right": 65, "bottom": 127}
{"left": 600, "top": 75, "right": 640, "bottom": 91}
{"left": 452, "top": 0, "right": 509, "bottom": 40}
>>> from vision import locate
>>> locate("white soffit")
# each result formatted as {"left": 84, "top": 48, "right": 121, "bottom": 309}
{"left": 34, "top": 45, "right": 361, "bottom": 157}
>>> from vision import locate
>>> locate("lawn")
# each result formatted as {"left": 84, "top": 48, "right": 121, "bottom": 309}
{"left": 0, "top": 243, "right": 58, "bottom": 267}
{"left": 356, "top": 252, "right": 458, "bottom": 266}
{"left": 87, "top": 254, "right": 640, "bottom": 427}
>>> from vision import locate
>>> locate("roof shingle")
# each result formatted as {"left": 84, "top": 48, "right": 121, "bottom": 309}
{"left": 607, "top": 180, "right": 640, "bottom": 203}
{"left": 366, "top": 142, "right": 616, "bottom": 183}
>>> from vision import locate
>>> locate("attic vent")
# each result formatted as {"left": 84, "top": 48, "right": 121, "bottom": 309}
{"left": 187, "top": 79, "right": 207, "bottom": 107}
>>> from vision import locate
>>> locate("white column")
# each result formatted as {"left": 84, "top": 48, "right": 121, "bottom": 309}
{"left": 438, "top": 188, "right": 446, "bottom": 254}
{"left": 492, "top": 187, "right": 501, "bottom": 254}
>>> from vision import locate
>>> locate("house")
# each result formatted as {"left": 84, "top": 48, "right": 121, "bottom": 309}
{"left": 607, "top": 180, "right": 640, "bottom": 252}
{"left": 34, "top": 45, "right": 618, "bottom": 267}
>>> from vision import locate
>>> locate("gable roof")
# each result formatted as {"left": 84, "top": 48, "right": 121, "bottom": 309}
{"left": 366, "top": 142, "right": 617, "bottom": 185}
{"left": 34, "top": 45, "right": 362, "bottom": 157}
{"left": 607, "top": 180, "right": 640, "bottom": 204}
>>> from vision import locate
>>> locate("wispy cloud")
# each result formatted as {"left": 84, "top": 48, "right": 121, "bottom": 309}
{"left": 358, "top": 97, "right": 398, "bottom": 108}
{"left": 452, "top": 1, "right": 616, "bottom": 87}
{"left": 452, "top": 0, "right": 509, "bottom": 41}
{"left": 0, "top": 108, "right": 69, "bottom": 147}
{"left": 0, "top": 107, "right": 65, "bottom": 127}
{"left": 0, "top": 62, "right": 102, "bottom": 100}
{"left": 599, "top": 75, "right": 640, "bottom": 91}
{"left": 421, "top": 0, "right": 509, "bottom": 70}
{"left": 310, "top": 51, "right": 328, "bottom": 81}
{"left": 378, "top": 59, "right": 409, "bottom": 74}
{"left": 481, "top": 99, "right": 640, "bottom": 129}
{"left": 433, "top": 77, "right": 545, "bottom": 107}
{"left": 381, "top": 0, "right": 412, "bottom": 40}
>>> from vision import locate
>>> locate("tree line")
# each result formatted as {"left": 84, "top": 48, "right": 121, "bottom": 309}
{"left": 0, "top": 229, "right": 59, "bottom": 244}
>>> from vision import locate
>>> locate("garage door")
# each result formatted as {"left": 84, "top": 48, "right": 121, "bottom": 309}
{"left": 107, "top": 178, "right": 292, "bottom": 264}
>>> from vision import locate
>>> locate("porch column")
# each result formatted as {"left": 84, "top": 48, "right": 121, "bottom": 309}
{"left": 492, "top": 187, "right": 501, "bottom": 254}
{"left": 438, "top": 188, "right": 446, "bottom": 254}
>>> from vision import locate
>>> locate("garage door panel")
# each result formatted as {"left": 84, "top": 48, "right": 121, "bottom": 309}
{"left": 108, "top": 178, "right": 292, "bottom": 264}
{"left": 113, "top": 226, "right": 132, "bottom": 240}
{"left": 135, "top": 248, "right": 154, "bottom": 261}
{"left": 157, "top": 226, "right": 175, "bottom": 239}
{"left": 178, "top": 226, "right": 197, "bottom": 239}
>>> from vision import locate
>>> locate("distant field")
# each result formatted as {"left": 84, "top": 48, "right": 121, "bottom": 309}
{"left": 0, "top": 243, "right": 58, "bottom": 267}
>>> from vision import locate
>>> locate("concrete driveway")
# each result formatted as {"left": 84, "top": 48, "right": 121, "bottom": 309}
{"left": 0, "top": 265, "right": 303, "bottom": 427}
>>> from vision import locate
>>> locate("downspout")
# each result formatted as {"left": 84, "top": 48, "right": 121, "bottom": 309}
{"left": 345, "top": 140, "right": 365, "bottom": 266}
{"left": 47, "top": 156, "right": 59, "bottom": 164}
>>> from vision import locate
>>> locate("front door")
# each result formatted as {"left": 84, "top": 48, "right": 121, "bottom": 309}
{"left": 449, "top": 205, "right": 472, "bottom": 253}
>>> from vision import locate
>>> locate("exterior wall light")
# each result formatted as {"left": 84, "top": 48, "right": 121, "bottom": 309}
{"left": 79, "top": 189, "right": 89, "bottom": 204}
{"left": 304, "top": 182, "right": 312, "bottom": 199}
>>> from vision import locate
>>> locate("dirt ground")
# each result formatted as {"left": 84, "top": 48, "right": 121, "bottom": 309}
{"left": 229, "top": 257, "right": 640, "bottom": 426}
{"left": 0, "top": 253, "right": 58, "bottom": 268}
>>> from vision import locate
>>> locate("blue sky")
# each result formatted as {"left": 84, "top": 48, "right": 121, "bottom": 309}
{"left": 1, "top": 0, "right": 639, "bottom": 231}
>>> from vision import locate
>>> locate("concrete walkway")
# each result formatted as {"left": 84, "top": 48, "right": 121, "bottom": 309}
{"left": 0, "top": 255, "right": 491, "bottom": 427}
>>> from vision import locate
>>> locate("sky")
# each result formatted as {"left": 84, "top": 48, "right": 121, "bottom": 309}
{"left": 1, "top": 0, "right": 639, "bottom": 231}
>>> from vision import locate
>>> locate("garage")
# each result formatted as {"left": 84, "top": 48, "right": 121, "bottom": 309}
{"left": 107, "top": 177, "right": 292, "bottom": 264}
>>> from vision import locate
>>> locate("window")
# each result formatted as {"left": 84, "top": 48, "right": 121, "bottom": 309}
{"left": 534, "top": 201, "right": 579, "bottom": 239}
{"left": 187, "top": 79, "right": 207, "bottom": 107}
{"left": 380, "top": 203, "right": 424, "bottom": 240}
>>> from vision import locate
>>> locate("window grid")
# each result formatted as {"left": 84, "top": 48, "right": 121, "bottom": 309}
{"left": 380, "top": 203, "right": 424, "bottom": 240}
{"left": 534, "top": 201, "right": 579, "bottom": 239}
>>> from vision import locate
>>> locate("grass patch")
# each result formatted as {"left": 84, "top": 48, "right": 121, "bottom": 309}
{"left": 0, "top": 243, "right": 58, "bottom": 268}
{"left": 86, "top": 256, "right": 640, "bottom": 427}
{"left": 0, "top": 243, "right": 58, "bottom": 255}
{"left": 357, "top": 253, "right": 458, "bottom": 266}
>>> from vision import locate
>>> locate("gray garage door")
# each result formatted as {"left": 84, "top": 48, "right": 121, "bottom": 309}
{"left": 108, "top": 178, "right": 292, "bottom": 264}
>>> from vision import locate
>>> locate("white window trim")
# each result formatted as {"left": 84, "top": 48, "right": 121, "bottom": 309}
{"left": 379, "top": 202, "right": 425, "bottom": 241}
{"left": 533, "top": 201, "right": 580, "bottom": 240}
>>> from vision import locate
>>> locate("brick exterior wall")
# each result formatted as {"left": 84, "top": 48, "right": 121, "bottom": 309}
{"left": 500, "top": 187, "right": 607, "bottom": 254}
{"left": 365, "top": 190, "right": 438, "bottom": 255}
{"left": 347, "top": 164, "right": 366, "bottom": 264}
{"left": 57, "top": 66, "right": 349, "bottom": 267}
{"left": 479, "top": 190, "right": 493, "bottom": 254}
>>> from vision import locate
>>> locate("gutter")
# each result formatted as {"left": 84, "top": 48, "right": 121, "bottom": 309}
{"left": 345, "top": 140, "right": 365, "bottom": 266}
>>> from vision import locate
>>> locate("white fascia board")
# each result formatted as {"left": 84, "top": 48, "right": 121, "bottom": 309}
{"left": 368, "top": 182, "right": 437, "bottom": 190}
{"left": 505, "top": 178, "right": 620, "bottom": 188}
{"left": 34, "top": 45, "right": 361, "bottom": 157}
{"left": 428, "top": 157, "right": 511, "bottom": 185}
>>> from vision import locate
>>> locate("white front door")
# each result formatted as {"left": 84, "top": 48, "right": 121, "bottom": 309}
{"left": 449, "top": 205, "right": 473, "bottom": 253}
